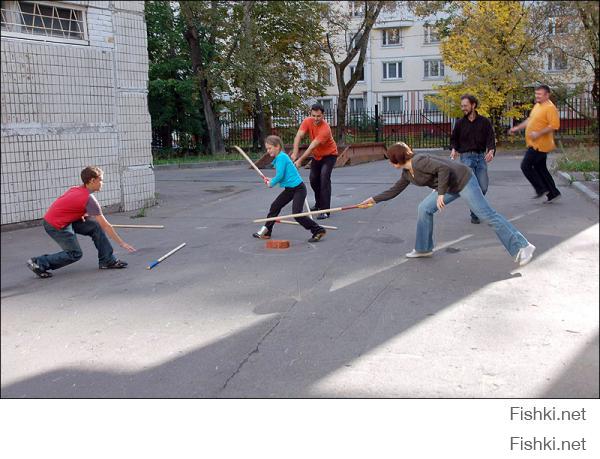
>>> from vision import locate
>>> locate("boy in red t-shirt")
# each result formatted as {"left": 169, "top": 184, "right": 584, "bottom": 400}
{"left": 27, "top": 166, "right": 136, "bottom": 278}
{"left": 291, "top": 103, "right": 338, "bottom": 219}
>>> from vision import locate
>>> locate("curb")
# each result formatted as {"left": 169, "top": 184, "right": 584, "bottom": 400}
{"left": 557, "top": 171, "right": 599, "bottom": 204}
{"left": 154, "top": 160, "right": 248, "bottom": 170}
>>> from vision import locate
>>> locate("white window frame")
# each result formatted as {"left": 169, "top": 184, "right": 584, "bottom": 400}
{"left": 424, "top": 59, "right": 445, "bottom": 78}
{"left": 350, "top": 64, "right": 364, "bottom": 82}
{"left": 547, "top": 51, "right": 567, "bottom": 71}
{"left": 382, "top": 61, "right": 403, "bottom": 80}
{"left": 316, "top": 98, "right": 333, "bottom": 113}
{"left": 349, "top": 1, "right": 364, "bottom": 17}
{"left": 1, "top": 0, "right": 89, "bottom": 45}
{"left": 382, "top": 27, "right": 402, "bottom": 47}
{"left": 547, "top": 17, "right": 568, "bottom": 35}
{"left": 349, "top": 97, "right": 364, "bottom": 113}
{"left": 423, "top": 94, "right": 440, "bottom": 112}
{"left": 423, "top": 23, "right": 440, "bottom": 45}
{"left": 383, "top": 95, "right": 404, "bottom": 113}
{"left": 317, "top": 66, "right": 332, "bottom": 86}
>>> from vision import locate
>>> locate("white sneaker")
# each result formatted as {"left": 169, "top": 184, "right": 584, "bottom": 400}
{"left": 516, "top": 243, "right": 536, "bottom": 266}
{"left": 405, "top": 249, "right": 433, "bottom": 258}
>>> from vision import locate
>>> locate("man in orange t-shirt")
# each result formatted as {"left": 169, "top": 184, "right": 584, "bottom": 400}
{"left": 291, "top": 103, "right": 338, "bottom": 219}
{"left": 509, "top": 84, "right": 561, "bottom": 202}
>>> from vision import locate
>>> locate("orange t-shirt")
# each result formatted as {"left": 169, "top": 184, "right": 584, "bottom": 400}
{"left": 299, "top": 117, "right": 338, "bottom": 160}
{"left": 525, "top": 100, "right": 560, "bottom": 152}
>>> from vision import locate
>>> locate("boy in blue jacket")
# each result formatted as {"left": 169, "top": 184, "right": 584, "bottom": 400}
{"left": 253, "top": 135, "right": 326, "bottom": 242}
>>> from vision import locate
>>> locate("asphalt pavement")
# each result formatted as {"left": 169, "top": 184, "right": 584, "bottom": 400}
{"left": 1, "top": 153, "right": 598, "bottom": 398}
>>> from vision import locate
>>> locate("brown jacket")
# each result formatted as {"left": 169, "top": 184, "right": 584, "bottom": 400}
{"left": 373, "top": 155, "right": 472, "bottom": 202}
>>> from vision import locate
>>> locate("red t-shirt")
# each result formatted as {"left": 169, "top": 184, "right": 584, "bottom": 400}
{"left": 44, "top": 185, "right": 102, "bottom": 230}
{"left": 299, "top": 117, "right": 338, "bottom": 160}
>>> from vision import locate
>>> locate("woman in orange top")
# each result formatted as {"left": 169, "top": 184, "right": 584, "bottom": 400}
{"left": 509, "top": 84, "right": 561, "bottom": 202}
{"left": 291, "top": 103, "right": 338, "bottom": 219}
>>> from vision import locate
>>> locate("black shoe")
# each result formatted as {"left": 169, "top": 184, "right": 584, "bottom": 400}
{"left": 27, "top": 258, "right": 52, "bottom": 278}
{"left": 545, "top": 192, "right": 561, "bottom": 203}
{"left": 470, "top": 216, "right": 481, "bottom": 224}
{"left": 316, "top": 212, "right": 330, "bottom": 220}
{"left": 100, "top": 259, "right": 128, "bottom": 269}
{"left": 308, "top": 229, "right": 326, "bottom": 242}
{"left": 532, "top": 191, "right": 548, "bottom": 199}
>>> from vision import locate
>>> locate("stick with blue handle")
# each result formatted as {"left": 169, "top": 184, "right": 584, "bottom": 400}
{"left": 147, "top": 243, "right": 186, "bottom": 270}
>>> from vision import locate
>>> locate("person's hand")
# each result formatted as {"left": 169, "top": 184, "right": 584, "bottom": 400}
{"left": 508, "top": 126, "right": 518, "bottom": 135}
{"left": 120, "top": 242, "right": 136, "bottom": 253}
{"left": 450, "top": 149, "right": 459, "bottom": 160}
{"left": 359, "top": 197, "right": 375, "bottom": 207}
{"left": 81, "top": 213, "right": 88, "bottom": 222}
{"left": 262, "top": 176, "right": 270, "bottom": 186}
{"left": 294, "top": 160, "right": 302, "bottom": 168}
{"left": 485, "top": 150, "right": 495, "bottom": 163}
{"left": 436, "top": 195, "right": 446, "bottom": 211}
{"left": 529, "top": 131, "right": 540, "bottom": 140}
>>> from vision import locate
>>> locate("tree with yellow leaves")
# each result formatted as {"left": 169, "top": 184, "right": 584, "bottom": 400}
{"left": 423, "top": 1, "right": 544, "bottom": 138}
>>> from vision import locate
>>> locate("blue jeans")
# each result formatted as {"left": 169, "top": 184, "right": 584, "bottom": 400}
{"left": 460, "top": 152, "right": 488, "bottom": 220}
{"left": 415, "top": 175, "right": 529, "bottom": 257}
{"left": 35, "top": 220, "right": 116, "bottom": 271}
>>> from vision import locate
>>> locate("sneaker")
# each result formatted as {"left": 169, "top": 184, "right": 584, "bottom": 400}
{"left": 308, "top": 228, "right": 326, "bottom": 242}
{"left": 26, "top": 258, "right": 52, "bottom": 278}
{"left": 100, "top": 259, "right": 128, "bottom": 269}
{"left": 252, "top": 226, "right": 271, "bottom": 239}
{"left": 405, "top": 250, "right": 433, "bottom": 258}
{"left": 317, "top": 212, "right": 330, "bottom": 220}
{"left": 545, "top": 192, "right": 561, "bottom": 203}
{"left": 515, "top": 243, "right": 536, "bottom": 266}
{"left": 310, "top": 205, "right": 319, "bottom": 212}
{"left": 532, "top": 191, "right": 548, "bottom": 199}
{"left": 470, "top": 216, "right": 481, "bottom": 224}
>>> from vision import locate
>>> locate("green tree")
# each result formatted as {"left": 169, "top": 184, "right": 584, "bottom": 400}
{"left": 321, "top": 1, "right": 389, "bottom": 146}
{"left": 180, "top": 1, "right": 233, "bottom": 154}
{"left": 421, "top": 1, "right": 543, "bottom": 138}
{"left": 229, "top": 1, "right": 328, "bottom": 151}
{"left": 145, "top": 1, "right": 205, "bottom": 152}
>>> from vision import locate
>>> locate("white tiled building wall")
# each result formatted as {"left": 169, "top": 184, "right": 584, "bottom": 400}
{"left": 1, "top": 0, "right": 154, "bottom": 225}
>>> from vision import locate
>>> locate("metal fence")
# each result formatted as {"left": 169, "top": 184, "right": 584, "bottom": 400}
{"left": 219, "top": 106, "right": 453, "bottom": 151}
{"left": 152, "top": 97, "right": 597, "bottom": 155}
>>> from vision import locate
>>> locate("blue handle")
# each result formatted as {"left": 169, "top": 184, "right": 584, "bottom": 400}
{"left": 147, "top": 260, "right": 159, "bottom": 269}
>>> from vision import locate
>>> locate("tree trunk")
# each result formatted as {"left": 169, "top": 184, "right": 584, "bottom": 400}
{"left": 183, "top": 27, "right": 226, "bottom": 154}
{"left": 336, "top": 91, "right": 349, "bottom": 146}
{"left": 253, "top": 89, "right": 266, "bottom": 153}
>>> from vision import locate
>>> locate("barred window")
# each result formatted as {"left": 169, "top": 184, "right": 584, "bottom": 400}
{"left": 1, "top": 1, "right": 87, "bottom": 42}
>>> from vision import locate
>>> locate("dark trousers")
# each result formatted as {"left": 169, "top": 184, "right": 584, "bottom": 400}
{"left": 520, "top": 147, "right": 560, "bottom": 196}
{"left": 265, "top": 183, "right": 322, "bottom": 234}
{"left": 309, "top": 155, "right": 336, "bottom": 211}
{"left": 35, "top": 219, "right": 115, "bottom": 271}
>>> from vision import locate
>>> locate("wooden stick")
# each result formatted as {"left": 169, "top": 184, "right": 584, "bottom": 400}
{"left": 112, "top": 224, "right": 165, "bottom": 229}
{"left": 276, "top": 220, "right": 338, "bottom": 230}
{"left": 254, "top": 203, "right": 373, "bottom": 223}
{"left": 147, "top": 243, "right": 186, "bottom": 270}
{"left": 304, "top": 197, "right": 313, "bottom": 220}
{"left": 233, "top": 145, "right": 267, "bottom": 180}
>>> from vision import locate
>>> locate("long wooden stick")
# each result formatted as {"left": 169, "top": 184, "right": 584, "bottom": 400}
{"left": 112, "top": 224, "right": 165, "bottom": 229}
{"left": 233, "top": 145, "right": 267, "bottom": 180}
{"left": 254, "top": 203, "right": 373, "bottom": 223}
{"left": 147, "top": 243, "right": 186, "bottom": 270}
{"left": 276, "top": 220, "right": 338, "bottom": 230}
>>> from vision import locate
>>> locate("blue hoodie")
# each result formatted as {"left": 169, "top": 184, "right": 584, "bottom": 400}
{"left": 269, "top": 152, "right": 303, "bottom": 188}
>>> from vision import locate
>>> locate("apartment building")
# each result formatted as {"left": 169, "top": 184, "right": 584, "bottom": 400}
{"left": 1, "top": 1, "right": 154, "bottom": 225}
{"left": 316, "top": 4, "right": 460, "bottom": 113}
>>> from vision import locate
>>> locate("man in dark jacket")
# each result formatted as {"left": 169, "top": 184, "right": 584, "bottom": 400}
{"left": 450, "top": 94, "right": 496, "bottom": 224}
